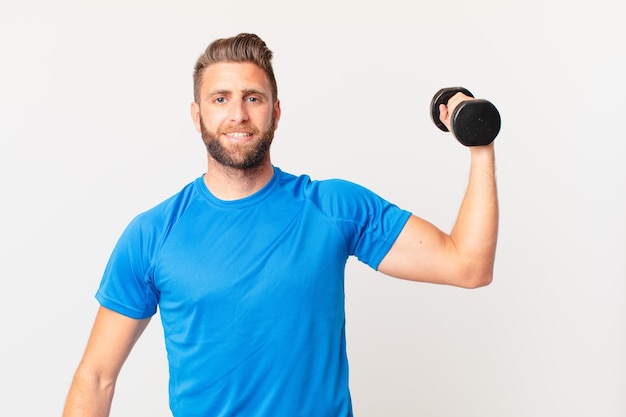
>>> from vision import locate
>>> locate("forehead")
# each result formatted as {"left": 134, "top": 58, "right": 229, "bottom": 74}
{"left": 200, "top": 62, "right": 271, "bottom": 94}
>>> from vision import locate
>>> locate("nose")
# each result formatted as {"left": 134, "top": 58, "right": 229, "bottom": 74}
{"left": 229, "top": 99, "right": 249, "bottom": 124}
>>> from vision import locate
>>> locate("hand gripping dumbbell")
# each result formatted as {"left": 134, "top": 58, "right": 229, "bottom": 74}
{"left": 430, "top": 87, "right": 501, "bottom": 146}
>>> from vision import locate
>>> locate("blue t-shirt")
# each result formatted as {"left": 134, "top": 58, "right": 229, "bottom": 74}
{"left": 96, "top": 167, "right": 411, "bottom": 417}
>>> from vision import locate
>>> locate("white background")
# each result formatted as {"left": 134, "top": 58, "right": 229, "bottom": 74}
{"left": 1, "top": 0, "right": 624, "bottom": 416}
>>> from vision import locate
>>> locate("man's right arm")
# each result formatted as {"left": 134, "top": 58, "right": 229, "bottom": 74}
{"left": 63, "top": 306, "right": 151, "bottom": 417}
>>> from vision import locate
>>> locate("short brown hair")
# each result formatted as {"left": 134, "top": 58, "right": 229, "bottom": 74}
{"left": 193, "top": 33, "right": 278, "bottom": 104}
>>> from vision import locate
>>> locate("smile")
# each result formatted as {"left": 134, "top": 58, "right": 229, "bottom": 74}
{"left": 225, "top": 132, "right": 253, "bottom": 138}
{"left": 223, "top": 131, "right": 254, "bottom": 143}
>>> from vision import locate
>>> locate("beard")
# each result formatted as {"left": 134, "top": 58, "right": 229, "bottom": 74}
{"left": 200, "top": 116, "right": 276, "bottom": 170}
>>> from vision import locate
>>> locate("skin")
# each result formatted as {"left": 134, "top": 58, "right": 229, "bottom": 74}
{"left": 62, "top": 308, "right": 150, "bottom": 417}
{"left": 62, "top": 61, "right": 497, "bottom": 416}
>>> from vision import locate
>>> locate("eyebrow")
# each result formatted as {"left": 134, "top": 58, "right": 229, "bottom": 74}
{"left": 206, "top": 88, "right": 269, "bottom": 98}
{"left": 242, "top": 88, "right": 268, "bottom": 97}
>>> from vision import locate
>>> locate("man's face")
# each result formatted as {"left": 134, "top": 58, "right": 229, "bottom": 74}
{"left": 191, "top": 62, "right": 281, "bottom": 170}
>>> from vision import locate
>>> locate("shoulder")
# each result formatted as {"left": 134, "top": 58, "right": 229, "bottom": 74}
{"left": 275, "top": 167, "right": 370, "bottom": 198}
{"left": 275, "top": 168, "right": 395, "bottom": 220}
{"left": 123, "top": 177, "right": 202, "bottom": 240}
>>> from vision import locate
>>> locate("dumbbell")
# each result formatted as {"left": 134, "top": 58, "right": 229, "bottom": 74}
{"left": 430, "top": 87, "right": 501, "bottom": 146}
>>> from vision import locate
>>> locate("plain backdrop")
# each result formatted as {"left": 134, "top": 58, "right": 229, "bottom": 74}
{"left": 1, "top": 0, "right": 624, "bottom": 416}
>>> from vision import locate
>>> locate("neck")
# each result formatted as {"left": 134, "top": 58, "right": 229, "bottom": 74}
{"left": 203, "top": 158, "right": 274, "bottom": 201}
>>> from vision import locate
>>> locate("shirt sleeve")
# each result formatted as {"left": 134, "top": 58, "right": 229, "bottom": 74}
{"left": 310, "top": 179, "right": 412, "bottom": 270}
{"left": 95, "top": 215, "right": 160, "bottom": 319}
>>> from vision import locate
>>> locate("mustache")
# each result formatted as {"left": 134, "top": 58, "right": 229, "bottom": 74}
{"left": 218, "top": 124, "right": 260, "bottom": 135}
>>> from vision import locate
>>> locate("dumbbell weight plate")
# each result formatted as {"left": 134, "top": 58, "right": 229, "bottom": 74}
{"left": 450, "top": 99, "right": 501, "bottom": 146}
{"left": 430, "top": 87, "right": 474, "bottom": 132}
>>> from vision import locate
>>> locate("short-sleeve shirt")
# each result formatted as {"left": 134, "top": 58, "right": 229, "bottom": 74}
{"left": 96, "top": 167, "right": 411, "bottom": 417}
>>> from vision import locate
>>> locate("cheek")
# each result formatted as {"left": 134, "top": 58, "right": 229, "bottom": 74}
{"left": 261, "top": 110, "right": 277, "bottom": 131}
{"left": 199, "top": 112, "right": 222, "bottom": 132}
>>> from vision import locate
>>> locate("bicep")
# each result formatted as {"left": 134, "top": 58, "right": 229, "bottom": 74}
{"left": 79, "top": 306, "right": 151, "bottom": 382}
{"left": 378, "top": 214, "right": 463, "bottom": 286}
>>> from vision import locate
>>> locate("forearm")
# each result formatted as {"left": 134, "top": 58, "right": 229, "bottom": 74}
{"left": 449, "top": 143, "right": 498, "bottom": 287}
{"left": 62, "top": 365, "right": 115, "bottom": 417}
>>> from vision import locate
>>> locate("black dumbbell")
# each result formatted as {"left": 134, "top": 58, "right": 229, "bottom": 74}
{"left": 430, "top": 87, "right": 501, "bottom": 146}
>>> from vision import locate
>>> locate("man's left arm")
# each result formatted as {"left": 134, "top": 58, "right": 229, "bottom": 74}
{"left": 378, "top": 143, "right": 498, "bottom": 288}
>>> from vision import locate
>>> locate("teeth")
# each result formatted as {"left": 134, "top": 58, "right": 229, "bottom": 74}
{"left": 227, "top": 132, "right": 251, "bottom": 138}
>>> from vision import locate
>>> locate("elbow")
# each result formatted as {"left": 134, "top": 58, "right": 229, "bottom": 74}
{"left": 456, "top": 262, "right": 494, "bottom": 289}
{"left": 73, "top": 360, "right": 118, "bottom": 393}
{"left": 463, "top": 272, "right": 493, "bottom": 289}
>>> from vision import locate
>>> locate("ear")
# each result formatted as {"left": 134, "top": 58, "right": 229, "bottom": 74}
{"left": 190, "top": 101, "right": 202, "bottom": 133}
{"left": 273, "top": 99, "right": 281, "bottom": 130}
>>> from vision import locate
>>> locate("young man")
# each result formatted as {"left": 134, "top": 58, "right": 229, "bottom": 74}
{"left": 63, "top": 33, "right": 498, "bottom": 417}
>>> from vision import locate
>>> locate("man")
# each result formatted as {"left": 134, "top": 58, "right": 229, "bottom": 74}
{"left": 62, "top": 33, "right": 498, "bottom": 417}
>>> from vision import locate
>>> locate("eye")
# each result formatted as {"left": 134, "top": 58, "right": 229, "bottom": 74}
{"left": 247, "top": 96, "right": 259, "bottom": 103}
{"left": 215, "top": 97, "right": 226, "bottom": 104}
